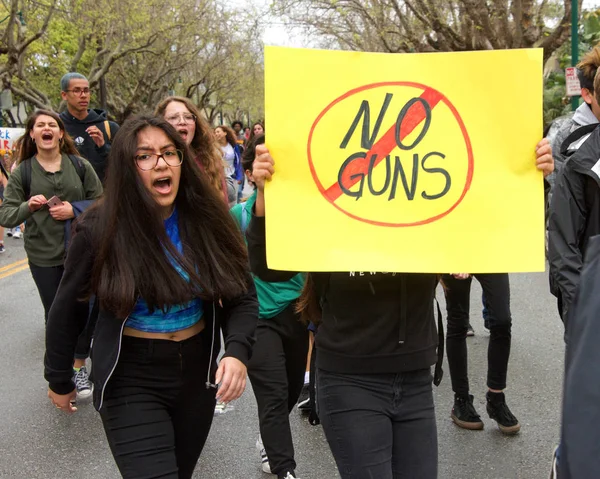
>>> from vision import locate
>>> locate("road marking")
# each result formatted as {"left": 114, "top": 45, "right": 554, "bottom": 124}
{"left": 0, "top": 264, "right": 29, "bottom": 280}
{"left": 0, "top": 258, "right": 28, "bottom": 274}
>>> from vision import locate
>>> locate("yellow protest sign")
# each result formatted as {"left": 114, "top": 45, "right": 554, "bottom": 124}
{"left": 264, "top": 46, "right": 544, "bottom": 273}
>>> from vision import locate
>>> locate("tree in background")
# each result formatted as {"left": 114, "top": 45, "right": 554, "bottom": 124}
{"left": 272, "top": 0, "right": 579, "bottom": 62}
{"left": 0, "top": 0, "right": 265, "bottom": 125}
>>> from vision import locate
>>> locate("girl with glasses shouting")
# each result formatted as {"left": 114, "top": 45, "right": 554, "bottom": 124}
{"left": 44, "top": 116, "right": 258, "bottom": 479}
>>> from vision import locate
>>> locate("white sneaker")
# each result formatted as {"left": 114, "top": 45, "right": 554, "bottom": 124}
{"left": 280, "top": 472, "right": 299, "bottom": 479}
{"left": 256, "top": 435, "right": 271, "bottom": 474}
{"left": 12, "top": 229, "right": 21, "bottom": 239}
{"left": 73, "top": 366, "right": 93, "bottom": 400}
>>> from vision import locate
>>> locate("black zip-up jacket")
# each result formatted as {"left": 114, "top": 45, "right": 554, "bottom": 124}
{"left": 44, "top": 218, "right": 258, "bottom": 411}
{"left": 559, "top": 235, "right": 600, "bottom": 478}
{"left": 548, "top": 126, "right": 600, "bottom": 322}
{"left": 246, "top": 213, "right": 439, "bottom": 375}
{"left": 59, "top": 109, "right": 119, "bottom": 183}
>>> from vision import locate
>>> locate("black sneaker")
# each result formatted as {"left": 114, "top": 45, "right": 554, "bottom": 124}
{"left": 466, "top": 324, "right": 475, "bottom": 336}
{"left": 486, "top": 392, "right": 520, "bottom": 435}
{"left": 451, "top": 394, "right": 484, "bottom": 430}
{"left": 297, "top": 384, "right": 310, "bottom": 411}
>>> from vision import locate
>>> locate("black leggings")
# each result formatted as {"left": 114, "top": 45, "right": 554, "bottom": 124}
{"left": 248, "top": 303, "right": 309, "bottom": 475}
{"left": 29, "top": 262, "right": 92, "bottom": 359}
{"left": 442, "top": 273, "right": 512, "bottom": 396}
{"left": 100, "top": 332, "right": 217, "bottom": 479}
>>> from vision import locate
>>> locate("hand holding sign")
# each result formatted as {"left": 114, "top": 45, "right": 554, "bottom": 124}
{"left": 253, "top": 145, "right": 275, "bottom": 192}
{"left": 253, "top": 145, "right": 275, "bottom": 217}
{"left": 535, "top": 139, "right": 553, "bottom": 177}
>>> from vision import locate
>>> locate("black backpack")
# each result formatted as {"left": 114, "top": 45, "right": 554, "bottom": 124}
{"left": 21, "top": 154, "right": 86, "bottom": 199}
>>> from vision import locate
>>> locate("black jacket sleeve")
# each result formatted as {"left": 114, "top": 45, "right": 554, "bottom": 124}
{"left": 547, "top": 164, "right": 588, "bottom": 320}
{"left": 44, "top": 222, "right": 94, "bottom": 394}
{"left": 246, "top": 209, "right": 299, "bottom": 282}
{"left": 220, "top": 276, "right": 258, "bottom": 366}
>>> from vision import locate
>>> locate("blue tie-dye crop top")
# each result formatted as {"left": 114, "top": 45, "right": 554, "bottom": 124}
{"left": 125, "top": 208, "right": 203, "bottom": 333}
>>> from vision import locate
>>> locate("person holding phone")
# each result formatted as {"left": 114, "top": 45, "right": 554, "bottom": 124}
{"left": 0, "top": 109, "right": 103, "bottom": 398}
{"left": 44, "top": 115, "right": 257, "bottom": 478}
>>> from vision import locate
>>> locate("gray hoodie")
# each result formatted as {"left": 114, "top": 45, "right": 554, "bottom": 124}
{"left": 550, "top": 103, "right": 599, "bottom": 182}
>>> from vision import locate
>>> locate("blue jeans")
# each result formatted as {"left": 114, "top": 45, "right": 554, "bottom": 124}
{"left": 317, "top": 368, "right": 437, "bottom": 479}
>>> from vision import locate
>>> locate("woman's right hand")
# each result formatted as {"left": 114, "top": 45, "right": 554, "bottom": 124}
{"left": 48, "top": 388, "right": 77, "bottom": 414}
{"left": 252, "top": 145, "right": 275, "bottom": 192}
{"left": 28, "top": 194, "right": 47, "bottom": 212}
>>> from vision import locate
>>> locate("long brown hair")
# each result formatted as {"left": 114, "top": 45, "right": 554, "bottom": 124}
{"left": 17, "top": 110, "right": 79, "bottom": 163}
{"left": 216, "top": 125, "right": 238, "bottom": 148}
{"left": 248, "top": 121, "right": 265, "bottom": 145}
{"left": 154, "top": 96, "right": 225, "bottom": 195}
{"left": 86, "top": 115, "right": 250, "bottom": 317}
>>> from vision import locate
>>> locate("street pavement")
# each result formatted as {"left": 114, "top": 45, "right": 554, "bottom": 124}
{"left": 0, "top": 238, "right": 565, "bottom": 479}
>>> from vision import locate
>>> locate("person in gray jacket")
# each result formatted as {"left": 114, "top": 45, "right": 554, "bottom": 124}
{"left": 549, "top": 47, "right": 600, "bottom": 183}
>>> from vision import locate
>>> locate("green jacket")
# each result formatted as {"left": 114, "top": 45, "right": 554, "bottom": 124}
{"left": 0, "top": 154, "right": 103, "bottom": 267}
{"left": 230, "top": 190, "right": 305, "bottom": 319}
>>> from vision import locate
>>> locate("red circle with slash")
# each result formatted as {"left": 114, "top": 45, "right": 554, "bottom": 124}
{"left": 307, "top": 82, "right": 474, "bottom": 227}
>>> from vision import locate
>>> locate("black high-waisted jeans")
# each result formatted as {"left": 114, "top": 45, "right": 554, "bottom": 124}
{"left": 99, "top": 331, "right": 217, "bottom": 479}
{"left": 317, "top": 368, "right": 437, "bottom": 479}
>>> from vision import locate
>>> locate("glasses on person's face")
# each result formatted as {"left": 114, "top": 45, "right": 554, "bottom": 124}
{"left": 134, "top": 149, "right": 183, "bottom": 171}
{"left": 65, "top": 88, "right": 90, "bottom": 97}
{"left": 165, "top": 113, "right": 196, "bottom": 125}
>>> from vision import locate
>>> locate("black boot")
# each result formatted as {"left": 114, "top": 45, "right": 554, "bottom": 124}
{"left": 486, "top": 391, "right": 520, "bottom": 435}
{"left": 451, "top": 394, "right": 484, "bottom": 430}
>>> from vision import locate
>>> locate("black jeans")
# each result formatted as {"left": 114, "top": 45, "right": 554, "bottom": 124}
{"left": 29, "top": 262, "right": 93, "bottom": 359}
{"left": 100, "top": 331, "right": 216, "bottom": 479}
{"left": 317, "top": 368, "right": 437, "bottom": 479}
{"left": 442, "top": 273, "right": 512, "bottom": 395}
{"left": 248, "top": 303, "right": 309, "bottom": 475}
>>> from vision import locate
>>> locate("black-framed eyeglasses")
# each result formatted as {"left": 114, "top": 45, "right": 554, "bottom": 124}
{"left": 165, "top": 113, "right": 196, "bottom": 124}
{"left": 64, "top": 88, "right": 90, "bottom": 96}
{"left": 134, "top": 149, "right": 183, "bottom": 171}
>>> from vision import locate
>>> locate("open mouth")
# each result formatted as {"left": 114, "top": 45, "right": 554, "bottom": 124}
{"left": 153, "top": 177, "right": 172, "bottom": 194}
{"left": 41, "top": 132, "right": 54, "bottom": 141}
{"left": 177, "top": 129, "right": 188, "bottom": 139}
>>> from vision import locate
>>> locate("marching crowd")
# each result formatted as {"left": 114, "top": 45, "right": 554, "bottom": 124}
{"left": 1, "top": 45, "right": 600, "bottom": 478}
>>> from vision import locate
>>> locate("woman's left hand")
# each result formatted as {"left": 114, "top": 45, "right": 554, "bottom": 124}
{"left": 215, "top": 357, "right": 247, "bottom": 403}
{"left": 535, "top": 138, "right": 554, "bottom": 178}
{"left": 49, "top": 201, "right": 75, "bottom": 221}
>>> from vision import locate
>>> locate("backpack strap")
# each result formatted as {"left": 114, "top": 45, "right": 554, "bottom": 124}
{"left": 308, "top": 345, "right": 320, "bottom": 426}
{"left": 241, "top": 204, "right": 248, "bottom": 233}
{"left": 560, "top": 123, "right": 599, "bottom": 157}
{"left": 67, "top": 154, "right": 86, "bottom": 186}
{"left": 433, "top": 298, "right": 444, "bottom": 387}
{"left": 20, "top": 158, "right": 32, "bottom": 200}
{"left": 104, "top": 120, "right": 111, "bottom": 142}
